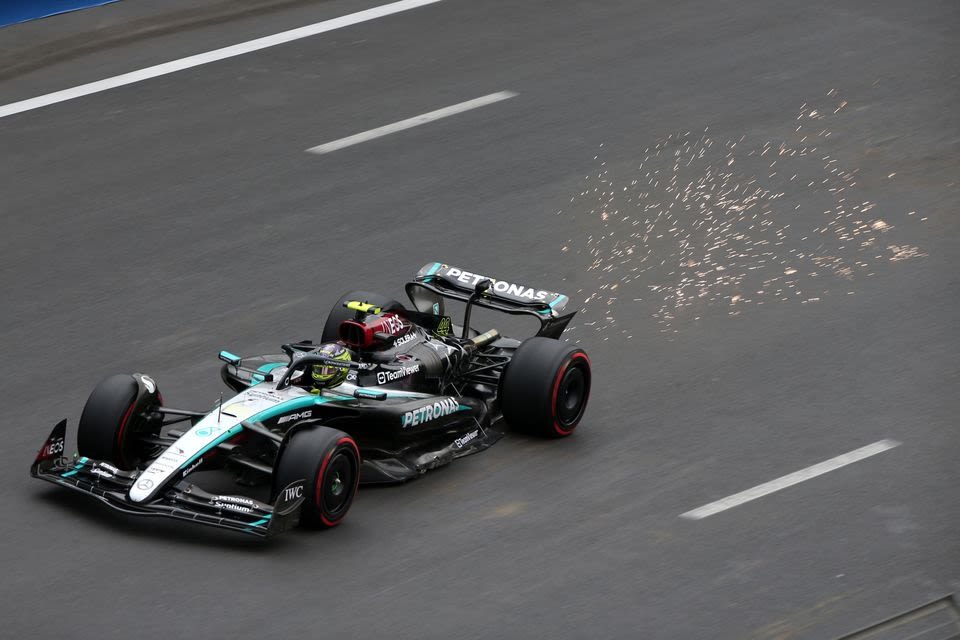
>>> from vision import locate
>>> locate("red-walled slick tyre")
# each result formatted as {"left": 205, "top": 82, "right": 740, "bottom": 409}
{"left": 273, "top": 426, "right": 360, "bottom": 529}
{"left": 500, "top": 337, "right": 591, "bottom": 438}
{"left": 77, "top": 373, "right": 162, "bottom": 469}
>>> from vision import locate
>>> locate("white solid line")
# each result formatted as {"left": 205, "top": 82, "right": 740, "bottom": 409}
{"left": 305, "top": 91, "right": 518, "bottom": 154}
{"left": 0, "top": 0, "right": 443, "bottom": 120}
{"left": 680, "top": 439, "right": 902, "bottom": 520}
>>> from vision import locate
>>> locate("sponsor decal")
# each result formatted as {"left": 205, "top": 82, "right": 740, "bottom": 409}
{"left": 346, "top": 370, "right": 358, "bottom": 382}
{"left": 376, "top": 364, "right": 420, "bottom": 385}
{"left": 454, "top": 429, "right": 480, "bottom": 449}
{"left": 214, "top": 501, "right": 253, "bottom": 515}
{"left": 41, "top": 437, "right": 64, "bottom": 458}
{"left": 90, "top": 467, "right": 115, "bottom": 479}
{"left": 147, "top": 448, "right": 189, "bottom": 475}
{"left": 401, "top": 397, "right": 464, "bottom": 429}
{"left": 246, "top": 390, "right": 282, "bottom": 404}
{"left": 158, "top": 451, "right": 185, "bottom": 466}
{"left": 381, "top": 314, "right": 404, "bottom": 335}
{"left": 195, "top": 425, "right": 224, "bottom": 438}
{"left": 148, "top": 464, "right": 174, "bottom": 475}
{"left": 136, "top": 478, "right": 154, "bottom": 491}
{"left": 434, "top": 317, "right": 452, "bottom": 337}
{"left": 213, "top": 495, "right": 256, "bottom": 506}
{"left": 393, "top": 332, "right": 416, "bottom": 347}
{"left": 140, "top": 375, "right": 156, "bottom": 394}
{"left": 432, "top": 302, "right": 440, "bottom": 315}
{"left": 181, "top": 458, "right": 202, "bottom": 477}
{"left": 444, "top": 268, "right": 550, "bottom": 301}
{"left": 278, "top": 410, "right": 313, "bottom": 424}
{"left": 283, "top": 484, "right": 304, "bottom": 501}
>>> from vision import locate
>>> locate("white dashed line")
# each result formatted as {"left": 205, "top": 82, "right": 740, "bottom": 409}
{"left": 680, "top": 439, "right": 902, "bottom": 520}
{"left": 0, "top": 0, "right": 443, "bottom": 120}
{"left": 305, "top": 91, "right": 518, "bottom": 154}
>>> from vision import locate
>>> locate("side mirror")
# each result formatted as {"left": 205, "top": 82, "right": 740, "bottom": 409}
{"left": 474, "top": 278, "right": 493, "bottom": 295}
{"left": 218, "top": 350, "right": 242, "bottom": 366}
{"left": 353, "top": 388, "right": 387, "bottom": 401}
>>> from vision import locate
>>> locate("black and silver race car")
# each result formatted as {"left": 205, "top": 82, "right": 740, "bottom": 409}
{"left": 31, "top": 263, "right": 592, "bottom": 538}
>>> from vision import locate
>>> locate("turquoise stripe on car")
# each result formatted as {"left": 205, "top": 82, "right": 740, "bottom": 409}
{"left": 181, "top": 394, "right": 353, "bottom": 471}
{"left": 250, "top": 362, "right": 285, "bottom": 386}
{"left": 248, "top": 394, "right": 345, "bottom": 424}
{"left": 179, "top": 424, "right": 244, "bottom": 469}
{"left": 174, "top": 390, "right": 352, "bottom": 484}
{"left": 425, "top": 262, "right": 442, "bottom": 276}
{"left": 61, "top": 456, "right": 89, "bottom": 477}
{"left": 243, "top": 515, "right": 273, "bottom": 532}
{"left": 538, "top": 294, "right": 568, "bottom": 315}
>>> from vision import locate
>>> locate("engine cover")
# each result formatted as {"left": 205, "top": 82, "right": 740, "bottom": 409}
{"left": 339, "top": 312, "right": 412, "bottom": 350}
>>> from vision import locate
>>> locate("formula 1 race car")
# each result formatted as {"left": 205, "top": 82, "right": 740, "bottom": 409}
{"left": 31, "top": 263, "right": 591, "bottom": 538}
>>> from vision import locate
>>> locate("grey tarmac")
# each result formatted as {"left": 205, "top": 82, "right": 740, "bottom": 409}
{"left": 0, "top": 0, "right": 957, "bottom": 638}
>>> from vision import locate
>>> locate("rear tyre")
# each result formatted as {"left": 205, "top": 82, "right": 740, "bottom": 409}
{"left": 321, "top": 291, "right": 406, "bottom": 342}
{"left": 77, "top": 374, "right": 162, "bottom": 469}
{"left": 272, "top": 426, "right": 360, "bottom": 529}
{"left": 500, "top": 337, "right": 591, "bottom": 438}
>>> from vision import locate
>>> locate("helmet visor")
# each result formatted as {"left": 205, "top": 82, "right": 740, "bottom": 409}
{"left": 313, "top": 363, "right": 344, "bottom": 380}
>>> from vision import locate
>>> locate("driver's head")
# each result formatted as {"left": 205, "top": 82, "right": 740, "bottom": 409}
{"left": 311, "top": 342, "right": 352, "bottom": 389}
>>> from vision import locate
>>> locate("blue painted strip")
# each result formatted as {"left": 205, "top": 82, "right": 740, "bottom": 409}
{"left": 425, "top": 262, "right": 442, "bottom": 276}
{"left": 1, "top": 1, "right": 118, "bottom": 28}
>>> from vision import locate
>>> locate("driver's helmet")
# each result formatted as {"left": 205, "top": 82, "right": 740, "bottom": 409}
{"left": 311, "top": 342, "right": 353, "bottom": 389}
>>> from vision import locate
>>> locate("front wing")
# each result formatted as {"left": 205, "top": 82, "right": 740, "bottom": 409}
{"left": 31, "top": 421, "right": 304, "bottom": 539}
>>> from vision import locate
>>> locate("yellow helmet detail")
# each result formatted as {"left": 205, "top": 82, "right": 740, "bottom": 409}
{"left": 311, "top": 343, "right": 352, "bottom": 389}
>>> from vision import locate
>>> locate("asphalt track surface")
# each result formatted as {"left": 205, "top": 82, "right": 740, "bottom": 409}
{"left": 1, "top": 1, "right": 958, "bottom": 637}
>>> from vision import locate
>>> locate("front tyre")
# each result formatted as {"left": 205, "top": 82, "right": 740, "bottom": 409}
{"left": 272, "top": 426, "right": 360, "bottom": 529}
{"left": 500, "top": 337, "right": 591, "bottom": 438}
{"left": 77, "top": 373, "right": 162, "bottom": 469}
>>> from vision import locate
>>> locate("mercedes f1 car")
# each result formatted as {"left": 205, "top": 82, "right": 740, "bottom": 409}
{"left": 31, "top": 263, "right": 592, "bottom": 538}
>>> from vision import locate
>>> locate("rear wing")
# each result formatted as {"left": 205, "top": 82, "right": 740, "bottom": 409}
{"left": 405, "top": 262, "right": 576, "bottom": 338}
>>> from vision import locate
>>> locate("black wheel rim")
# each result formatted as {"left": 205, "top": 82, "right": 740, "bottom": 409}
{"left": 557, "top": 365, "right": 587, "bottom": 427}
{"left": 322, "top": 451, "right": 355, "bottom": 516}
